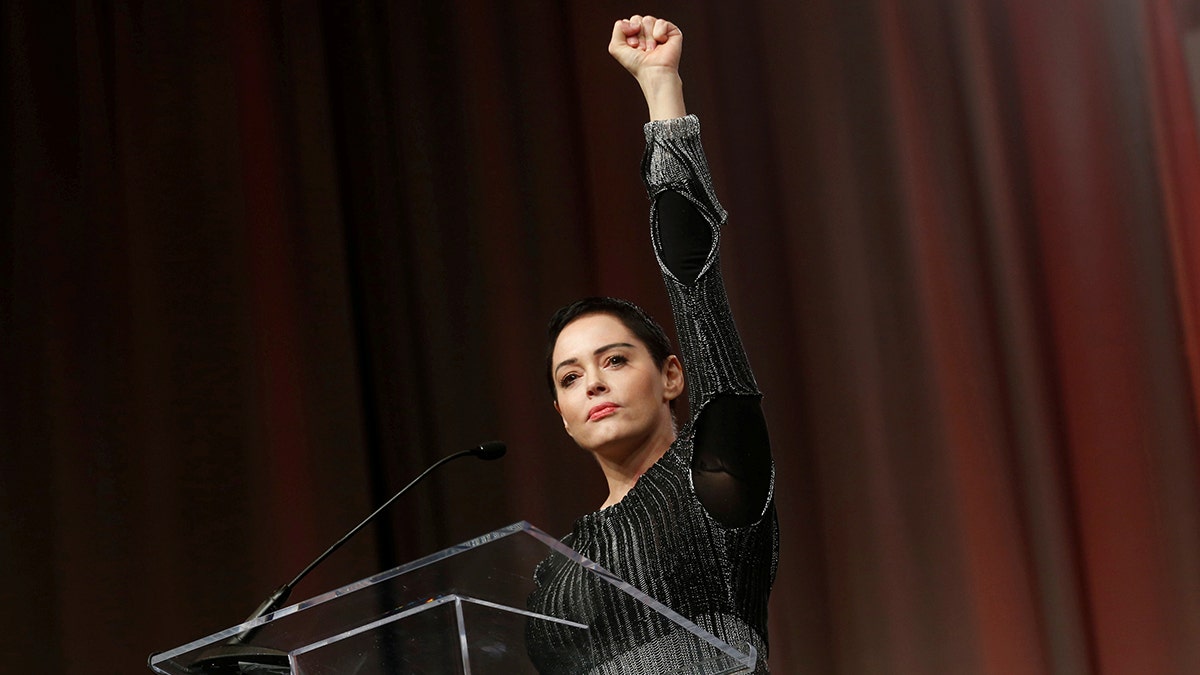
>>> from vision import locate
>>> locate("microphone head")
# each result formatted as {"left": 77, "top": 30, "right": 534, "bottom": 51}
{"left": 474, "top": 441, "right": 507, "bottom": 460}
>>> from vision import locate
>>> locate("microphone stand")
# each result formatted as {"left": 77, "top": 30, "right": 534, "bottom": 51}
{"left": 177, "top": 442, "right": 506, "bottom": 674}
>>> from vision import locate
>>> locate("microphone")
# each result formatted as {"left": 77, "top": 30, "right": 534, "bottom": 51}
{"left": 179, "top": 441, "right": 507, "bottom": 674}
{"left": 472, "top": 440, "right": 506, "bottom": 460}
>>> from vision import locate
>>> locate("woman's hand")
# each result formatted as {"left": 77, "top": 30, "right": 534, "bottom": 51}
{"left": 608, "top": 15, "right": 682, "bottom": 78}
{"left": 608, "top": 15, "right": 687, "bottom": 121}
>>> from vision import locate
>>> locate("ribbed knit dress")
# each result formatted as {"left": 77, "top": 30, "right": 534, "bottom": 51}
{"left": 528, "top": 115, "right": 778, "bottom": 674}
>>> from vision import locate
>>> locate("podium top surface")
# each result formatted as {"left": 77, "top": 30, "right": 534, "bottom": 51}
{"left": 150, "top": 521, "right": 756, "bottom": 674}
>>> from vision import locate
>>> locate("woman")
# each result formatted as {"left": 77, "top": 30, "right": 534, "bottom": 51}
{"left": 527, "top": 15, "right": 778, "bottom": 674}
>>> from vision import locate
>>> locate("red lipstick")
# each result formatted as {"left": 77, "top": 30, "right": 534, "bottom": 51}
{"left": 588, "top": 403, "right": 619, "bottom": 421}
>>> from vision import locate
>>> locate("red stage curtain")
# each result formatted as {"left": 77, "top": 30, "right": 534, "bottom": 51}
{"left": 4, "top": 1, "right": 1198, "bottom": 672}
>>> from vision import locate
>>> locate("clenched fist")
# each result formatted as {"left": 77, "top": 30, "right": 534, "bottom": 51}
{"left": 608, "top": 15, "right": 686, "bottom": 121}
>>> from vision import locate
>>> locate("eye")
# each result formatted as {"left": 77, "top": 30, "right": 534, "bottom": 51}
{"left": 559, "top": 372, "right": 579, "bottom": 388}
{"left": 605, "top": 354, "right": 628, "bottom": 367}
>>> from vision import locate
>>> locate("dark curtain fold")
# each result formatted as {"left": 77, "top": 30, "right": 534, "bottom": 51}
{"left": 4, "top": 1, "right": 1200, "bottom": 673}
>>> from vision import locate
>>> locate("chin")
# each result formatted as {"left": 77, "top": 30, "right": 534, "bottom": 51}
{"left": 584, "top": 431, "right": 645, "bottom": 458}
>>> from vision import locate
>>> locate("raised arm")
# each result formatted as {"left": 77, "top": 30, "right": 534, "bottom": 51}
{"left": 610, "top": 16, "right": 773, "bottom": 528}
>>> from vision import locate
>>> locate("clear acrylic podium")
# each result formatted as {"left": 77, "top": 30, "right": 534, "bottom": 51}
{"left": 149, "top": 521, "right": 756, "bottom": 674}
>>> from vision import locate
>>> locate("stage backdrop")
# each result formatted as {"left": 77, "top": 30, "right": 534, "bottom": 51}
{"left": 4, "top": 1, "right": 1200, "bottom": 673}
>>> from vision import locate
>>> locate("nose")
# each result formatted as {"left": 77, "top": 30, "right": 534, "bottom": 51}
{"left": 585, "top": 371, "right": 609, "bottom": 397}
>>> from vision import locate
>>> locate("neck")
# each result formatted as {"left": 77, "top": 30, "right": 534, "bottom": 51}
{"left": 593, "top": 427, "right": 676, "bottom": 510}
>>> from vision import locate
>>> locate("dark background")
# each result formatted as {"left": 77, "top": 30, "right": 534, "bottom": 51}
{"left": 5, "top": 1, "right": 1200, "bottom": 673}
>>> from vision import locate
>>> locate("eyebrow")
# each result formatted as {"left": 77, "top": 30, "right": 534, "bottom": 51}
{"left": 554, "top": 342, "right": 637, "bottom": 376}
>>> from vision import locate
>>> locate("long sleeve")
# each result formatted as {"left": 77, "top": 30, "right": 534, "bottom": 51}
{"left": 642, "top": 115, "right": 760, "bottom": 413}
{"left": 642, "top": 115, "right": 772, "bottom": 528}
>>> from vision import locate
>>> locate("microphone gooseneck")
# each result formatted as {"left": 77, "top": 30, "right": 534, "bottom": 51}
{"left": 183, "top": 441, "right": 506, "bottom": 673}
{"left": 274, "top": 441, "right": 506, "bottom": 608}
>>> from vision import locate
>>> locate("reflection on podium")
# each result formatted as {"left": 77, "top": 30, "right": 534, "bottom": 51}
{"left": 149, "top": 521, "right": 756, "bottom": 674}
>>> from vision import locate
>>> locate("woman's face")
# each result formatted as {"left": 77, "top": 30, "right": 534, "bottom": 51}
{"left": 551, "top": 313, "right": 683, "bottom": 459}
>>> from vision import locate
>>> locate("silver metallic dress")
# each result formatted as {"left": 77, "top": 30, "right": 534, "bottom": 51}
{"left": 528, "top": 115, "right": 779, "bottom": 674}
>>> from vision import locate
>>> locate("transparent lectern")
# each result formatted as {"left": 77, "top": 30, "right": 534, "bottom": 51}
{"left": 149, "top": 521, "right": 756, "bottom": 674}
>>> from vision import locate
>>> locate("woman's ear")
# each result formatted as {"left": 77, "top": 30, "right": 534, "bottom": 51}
{"left": 554, "top": 400, "right": 572, "bottom": 435}
{"left": 662, "top": 355, "right": 684, "bottom": 401}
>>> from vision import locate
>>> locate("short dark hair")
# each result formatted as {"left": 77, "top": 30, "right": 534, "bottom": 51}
{"left": 545, "top": 297, "right": 674, "bottom": 401}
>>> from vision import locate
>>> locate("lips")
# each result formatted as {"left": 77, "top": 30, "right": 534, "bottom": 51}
{"left": 587, "top": 403, "right": 619, "bottom": 422}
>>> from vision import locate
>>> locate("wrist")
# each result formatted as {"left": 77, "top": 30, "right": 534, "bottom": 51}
{"left": 638, "top": 70, "right": 686, "bottom": 121}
